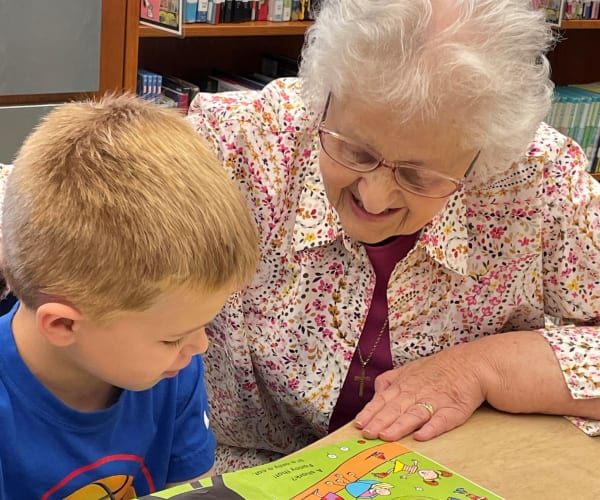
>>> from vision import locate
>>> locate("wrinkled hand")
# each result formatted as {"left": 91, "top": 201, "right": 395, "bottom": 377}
{"left": 354, "top": 341, "right": 489, "bottom": 442}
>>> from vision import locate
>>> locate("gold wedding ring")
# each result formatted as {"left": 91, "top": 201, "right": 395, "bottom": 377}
{"left": 418, "top": 401, "right": 435, "bottom": 418}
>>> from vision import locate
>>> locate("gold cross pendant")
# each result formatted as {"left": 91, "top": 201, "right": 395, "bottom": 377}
{"left": 354, "top": 366, "right": 371, "bottom": 397}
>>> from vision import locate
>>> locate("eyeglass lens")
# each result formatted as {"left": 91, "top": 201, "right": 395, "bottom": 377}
{"left": 319, "top": 129, "right": 461, "bottom": 198}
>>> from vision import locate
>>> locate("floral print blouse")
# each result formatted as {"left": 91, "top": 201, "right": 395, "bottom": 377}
{"left": 188, "top": 78, "right": 600, "bottom": 470}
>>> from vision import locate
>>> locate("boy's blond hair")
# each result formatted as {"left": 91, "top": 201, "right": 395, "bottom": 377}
{"left": 2, "top": 94, "right": 258, "bottom": 320}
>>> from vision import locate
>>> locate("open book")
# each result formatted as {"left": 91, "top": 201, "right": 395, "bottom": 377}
{"left": 137, "top": 437, "right": 503, "bottom": 499}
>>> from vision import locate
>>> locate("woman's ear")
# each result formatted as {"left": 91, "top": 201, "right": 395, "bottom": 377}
{"left": 36, "top": 303, "right": 82, "bottom": 347}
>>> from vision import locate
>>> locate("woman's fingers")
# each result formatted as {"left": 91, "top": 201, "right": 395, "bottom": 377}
{"left": 353, "top": 343, "right": 487, "bottom": 441}
{"left": 380, "top": 405, "right": 470, "bottom": 441}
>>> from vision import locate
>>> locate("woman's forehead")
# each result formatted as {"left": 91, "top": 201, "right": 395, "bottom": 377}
{"left": 326, "top": 96, "right": 467, "bottom": 166}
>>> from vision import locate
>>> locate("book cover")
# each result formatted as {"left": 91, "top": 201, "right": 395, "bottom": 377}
{"left": 196, "top": 0, "right": 209, "bottom": 21}
{"left": 257, "top": 0, "right": 269, "bottom": 20}
{"left": 566, "top": 84, "right": 600, "bottom": 167}
{"left": 268, "top": 0, "right": 284, "bottom": 20}
{"left": 185, "top": 0, "right": 199, "bottom": 22}
{"left": 232, "top": 0, "right": 246, "bottom": 22}
{"left": 531, "top": 0, "right": 566, "bottom": 25}
{"left": 250, "top": 0, "right": 260, "bottom": 20}
{"left": 223, "top": 0, "right": 234, "bottom": 22}
{"left": 572, "top": 82, "right": 600, "bottom": 94}
{"left": 260, "top": 53, "right": 300, "bottom": 77}
{"left": 282, "top": 0, "right": 292, "bottom": 20}
{"left": 291, "top": 0, "right": 302, "bottom": 20}
{"left": 162, "top": 75, "right": 200, "bottom": 109}
{"left": 207, "top": 74, "right": 260, "bottom": 91}
{"left": 136, "top": 438, "right": 503, "bottom": 499}
{"left": 223, "top": 73, "right": 267, "bottom": 90}
{"left": 140, "top": 0, "right": 184, "bottom": 35}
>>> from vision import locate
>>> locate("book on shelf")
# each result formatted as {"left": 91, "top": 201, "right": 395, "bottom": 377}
{"left": 564, "top": 0, "right": 600, "bottom": 19}
{"left": 573, "top": 82, "right": 600, "bottom": 94}
{"left": 206, "top": 0, "right": 224, "bottom": 24}
{"left": 268, "top": 0, "right": 284, "bottom": 21}
{"left": 531, "top": 0, "right": 599, "bottom": 22}
{"left": 185, "top": 0, "right": 199, "bottom": 22}
{"left": 569, "top": 83, "right": 600, "bottom": 172}
{"left": 161, "top": 85, "right": 189, "bottom": 113}
{"left": 162, "top": 75, "right": 201, "bottom": 110}
{"left": 261, "top": 53, "right": 300, "bottom": 78}
{"left": 545, "top": 84, "right": 600, "bottom": 173}
{"left": 223, "top": 0, "right": 234, "bottom": 22}
{"left": 283, "top": 0, "right": 292, "bottom": 21}
{"left": 196, "top": 0, "right": 209, "bottom": 21}
{"left": 206, "top": 72, "right": 266, "bottom": 92}
{"left": 250, "top": 72, "right": 276, "bottom": 85}
{"left": 232, "top": 0, "right": 247, "bottom": 22}
{"left": 177, "top": 0, "right": 313, "bottom": 22}
{"left": 304, "top": 0, "right": 320, "bottom": 20}
{"left": 257, "top": 0, "right": 269, "bottom": 20}
{"left": 291, "top": 0, "right": 302, "bottom": 20}
{"left": 137, "top": 69, "right": 162, "bottom": 103}
{"left": 140, "top": 0, "right": 183, "bottom": 35}
{"left": 531, "top": 0, "right": 566, "bottom": 25}
{"left": 135, "top": 437, "right": 503, "bottom": 499}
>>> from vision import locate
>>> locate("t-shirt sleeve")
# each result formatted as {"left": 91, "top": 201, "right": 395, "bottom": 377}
{"left": 167, "top": 355, "right": 216, "bottom": 482}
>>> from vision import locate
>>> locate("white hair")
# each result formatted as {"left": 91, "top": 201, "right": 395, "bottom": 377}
{"left": 299, "top": 0, "right": 556, "bottom": 172}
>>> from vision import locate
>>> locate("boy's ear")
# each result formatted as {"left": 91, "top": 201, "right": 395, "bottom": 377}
{"left": 36, "top": 303, "right": 82, "bottom": 347}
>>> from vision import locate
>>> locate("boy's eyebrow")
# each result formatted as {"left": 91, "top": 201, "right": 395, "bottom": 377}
{"left": 166, "top": 323, "right": 208, "bottom": 338}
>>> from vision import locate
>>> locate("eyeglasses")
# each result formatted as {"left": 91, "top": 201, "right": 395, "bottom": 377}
{"left": 318, "top": 96, "right": 479, "bottom": 199}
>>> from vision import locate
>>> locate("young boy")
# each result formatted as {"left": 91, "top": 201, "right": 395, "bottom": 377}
{"left": 0, "top": 94, "right": 258, "bottom": 499}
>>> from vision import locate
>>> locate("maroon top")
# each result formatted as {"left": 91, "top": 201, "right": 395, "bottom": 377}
{"left": 328, "top": 233, "right": 419, "bottom": 432}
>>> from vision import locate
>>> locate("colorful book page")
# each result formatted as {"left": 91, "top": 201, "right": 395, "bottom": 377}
{"left": 137, "top": 438, "right": 504, "bottom": 499}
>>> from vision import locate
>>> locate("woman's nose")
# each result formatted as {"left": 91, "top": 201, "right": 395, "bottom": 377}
{"left": 356, "top": 167, "right": 402, "bottom": 214}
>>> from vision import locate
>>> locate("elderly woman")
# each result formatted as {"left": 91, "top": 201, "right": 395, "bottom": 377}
{"left": 187, "top": 0, "right": 600, "bottom": 471}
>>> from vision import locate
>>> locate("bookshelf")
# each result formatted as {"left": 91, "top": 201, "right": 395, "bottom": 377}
{"left": 125, "top": 16, "right": 600, "bottom": 91}
{"left": 547, "top": 23, "right": 600, "bottom": 85}
{"left": 560, "top": 20, "right": 600, "bottom": 28}
{"left": 546, "top": 22, "right": 600, "bottom": 179}
{"left": 124, "top": 2, "right": 312, "bottom": 91}
{"left": 138, "top": 20, "right": 312, "bottom": 37}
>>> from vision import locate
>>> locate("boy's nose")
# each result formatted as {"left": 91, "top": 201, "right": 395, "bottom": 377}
{"left": 185, "top": 327, "right": 209, "bottom": 356}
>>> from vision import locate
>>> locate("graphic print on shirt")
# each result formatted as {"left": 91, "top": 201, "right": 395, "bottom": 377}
{"left": 41, "top": 454, "right": 154, "bottom": 500}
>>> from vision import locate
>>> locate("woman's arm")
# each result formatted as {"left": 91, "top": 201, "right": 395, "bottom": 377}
{"left": 355, "top": 329, "right": 600, "bottom": 442}
{"left": 478, "top": 330, "right": 600, "bottom": 417}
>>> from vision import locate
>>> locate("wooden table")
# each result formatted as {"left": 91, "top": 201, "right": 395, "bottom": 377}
{"left": 302, "top": 406, "right": 600, "bottom": 499}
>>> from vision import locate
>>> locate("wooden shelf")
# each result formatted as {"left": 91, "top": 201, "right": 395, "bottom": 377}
{"left": 591, "top": 172, "right": 600, "bottom": 181}
{"left": 560, "top": 20, "right": 600, "bottom": 29}
{"left": 139, "top": 21, "right": 312, "bottom": 38}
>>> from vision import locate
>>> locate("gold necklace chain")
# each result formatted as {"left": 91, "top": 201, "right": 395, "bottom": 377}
{"left": 356, "top": 317, "right": 389, "bottom": 368}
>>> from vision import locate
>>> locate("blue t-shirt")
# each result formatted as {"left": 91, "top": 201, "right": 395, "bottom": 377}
{"left": 0, "top": 302, "right": 215, "bottom": 499}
